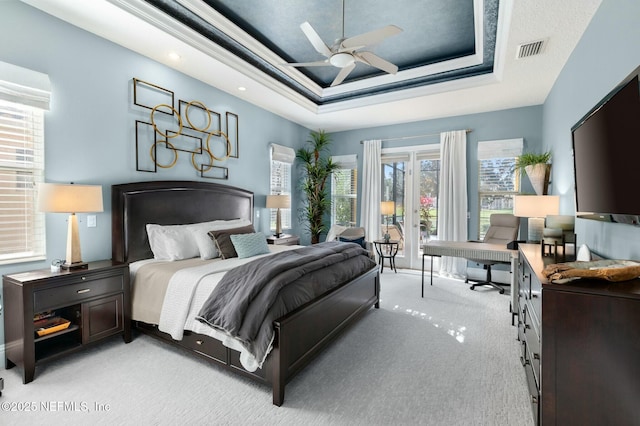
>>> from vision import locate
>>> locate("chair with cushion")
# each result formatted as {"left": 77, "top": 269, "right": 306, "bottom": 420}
{"left": 467, "top": 213, "right": 520, "bottom": 294}
{"left": 326, "top": 225, "right": 374, "bottom": 257}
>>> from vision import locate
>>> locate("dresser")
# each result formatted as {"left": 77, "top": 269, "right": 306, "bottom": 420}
{"left": 516, "top": 244, "right": 640, "bottom": 425}
{"left": 3, "top": 261, "right": 131, "bottom": 383}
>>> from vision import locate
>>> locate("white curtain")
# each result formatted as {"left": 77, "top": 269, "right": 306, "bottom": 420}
{"left": 360, "top": 140, "right": 382, "bottom": 241}
{"left": 438, "top": 130, "right": 468, "bottom": 278}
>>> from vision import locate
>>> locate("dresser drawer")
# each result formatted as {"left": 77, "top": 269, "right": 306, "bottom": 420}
{"left": 34, "top": 274, "right": 124, "bottom": 312}
{"left": 181, "top": 332, "right": 227, "bottom": 364}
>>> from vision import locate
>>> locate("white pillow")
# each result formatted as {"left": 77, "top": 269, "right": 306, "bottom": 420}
{"left": 146, "top": 223, "right": 200, "bottom": 261}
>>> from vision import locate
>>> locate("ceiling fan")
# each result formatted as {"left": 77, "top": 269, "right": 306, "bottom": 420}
{"left": 283, "top": 3, "right": 403, "bottom": 87}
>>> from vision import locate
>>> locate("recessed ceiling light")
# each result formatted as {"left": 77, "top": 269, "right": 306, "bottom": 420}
{"left": 168, "top": 52, "right": 181, "bottom": 61}
{"left": 238, "top": 86, "right": 247, "bottom": 91}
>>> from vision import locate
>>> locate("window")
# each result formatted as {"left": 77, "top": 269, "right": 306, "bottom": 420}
{"left": 477, "top": 139, "right": 523, "bottom": 239}
{"left": 270, "top": 144, "right": 295, "bottom": 231}
{"left": 0, "top": 61, "right": 50, "bottom": 264}
{"left": 330, "top": 155, "right": 357, "bottom": 226}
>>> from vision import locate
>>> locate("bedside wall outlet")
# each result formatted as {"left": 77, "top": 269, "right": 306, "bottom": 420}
{"left": 87, "top": 215, "right": 97, "bottom": 228}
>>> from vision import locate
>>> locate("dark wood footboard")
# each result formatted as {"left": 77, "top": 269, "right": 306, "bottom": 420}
{"left": 134, "top": 266, "right": 379, "bottom": 405}
{"left": 271, "top": 266, "right": 379, "bottom": 405}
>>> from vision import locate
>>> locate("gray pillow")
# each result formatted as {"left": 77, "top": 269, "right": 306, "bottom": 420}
{"left": 208, "top": 224, "right": 255, "bottom": 259}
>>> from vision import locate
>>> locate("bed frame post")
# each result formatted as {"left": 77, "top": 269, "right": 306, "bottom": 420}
{"left": 271, "top": 326, "right": 286, "bottom": 406}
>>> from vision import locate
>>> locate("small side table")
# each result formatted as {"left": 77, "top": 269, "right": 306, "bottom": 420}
{"left": 266, "top": 234, "right": 300, "bottom": 246}
{"left": 373, "top": 239, "right": 399, "bottom": 273}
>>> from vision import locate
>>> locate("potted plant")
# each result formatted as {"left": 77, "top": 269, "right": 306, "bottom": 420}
{"left": 515, "top": 151, "right": 551, "bottom": 195}
{"left": 297, "top": 130, "right": 340, "bottom": 244}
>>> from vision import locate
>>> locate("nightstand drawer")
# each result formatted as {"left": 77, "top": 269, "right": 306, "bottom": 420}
{"left": 34, "top": 275, "right": 124, "bottom": 312}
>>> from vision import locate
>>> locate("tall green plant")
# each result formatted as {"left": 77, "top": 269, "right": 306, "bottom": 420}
{"left": 297, "top": 130, "right": 340, "bottom": 244}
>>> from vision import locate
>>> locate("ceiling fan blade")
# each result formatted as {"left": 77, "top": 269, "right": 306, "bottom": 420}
{"left": 340, "top": 25, "right": 403, "bottom": 50}
{"left": 356, "top": 51, "right": 399, "bottom": 75}
{"left": 300, "top": 22, "right": 332, "bottom": 57}
{"left": 283, "top": 60, "right": 330, "bottom": 67}
{"left": 330, "top": 63, "right": 356, "bottom": 87}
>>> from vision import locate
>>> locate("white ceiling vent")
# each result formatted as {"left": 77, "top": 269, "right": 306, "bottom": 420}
{"left": 516, "top": 39, "right": 546, "bottom": 59}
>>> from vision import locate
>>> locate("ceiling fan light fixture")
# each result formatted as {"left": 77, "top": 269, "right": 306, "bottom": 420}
{"left": 329, "top": 52, "right": 355, "bottom": 68}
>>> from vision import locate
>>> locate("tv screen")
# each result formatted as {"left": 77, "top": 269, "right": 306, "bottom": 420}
{"left": 571, "top": 66, "right": 640, "bottom": 223}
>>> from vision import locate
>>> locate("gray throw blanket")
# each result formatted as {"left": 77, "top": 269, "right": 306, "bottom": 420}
{"left": 196, "top": 241, "right": 376, "bottom": 368}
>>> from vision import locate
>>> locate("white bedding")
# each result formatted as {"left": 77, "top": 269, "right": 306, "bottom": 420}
{"left": 130, "top": 245, "right": 298, "bottom": 372}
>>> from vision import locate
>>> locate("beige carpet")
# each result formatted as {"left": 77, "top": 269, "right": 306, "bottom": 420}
{"left": 1, "top": 270, "right": 533, "bottom": 425}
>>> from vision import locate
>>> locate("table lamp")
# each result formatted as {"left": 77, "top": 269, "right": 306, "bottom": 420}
{"left": 38, "top": 183, "right": 104, "bottom": 269}
{"left": 513, "top": 195, "right": 560, "bottom": 243}
{"left": 380, "top": 201, "right": 395, "bottom": 242}
{"left": 266, "top": 194, "right": 290, "bottom": 238}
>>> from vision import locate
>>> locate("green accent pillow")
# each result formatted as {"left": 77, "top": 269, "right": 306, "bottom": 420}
{"left": 230, "top": 232, "right": 270, "bottom": 259}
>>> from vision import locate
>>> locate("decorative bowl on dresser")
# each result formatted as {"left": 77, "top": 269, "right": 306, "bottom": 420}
{"left": 3, "top": 260, "right": 131, "bottom": 383}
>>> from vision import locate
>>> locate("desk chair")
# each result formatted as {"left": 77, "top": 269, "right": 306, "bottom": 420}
{"left": 467, "top": 213, "right": 520, "bottom": 294}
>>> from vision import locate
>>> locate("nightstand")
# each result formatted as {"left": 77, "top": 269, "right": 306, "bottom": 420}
{"left": 3, "top": 260, "right": 131, "bottom": 384}
{"left": 266, "top": 234, "right": 300, "bottom": 246}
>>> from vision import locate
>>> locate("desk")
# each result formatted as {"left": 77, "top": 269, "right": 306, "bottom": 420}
{"left": 373, "top": 239, "right": 399, "bottom": 273}
{"left": 421, "top": 241, "right": 518, "bottom": 304}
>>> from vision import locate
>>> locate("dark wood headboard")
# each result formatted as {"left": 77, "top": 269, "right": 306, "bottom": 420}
{"left": 112, "top": 180, "right": 253, "bottom": 263}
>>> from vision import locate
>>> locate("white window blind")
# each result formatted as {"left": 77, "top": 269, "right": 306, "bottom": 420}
{"left": 477, "top": 139, "right": 523, "bottom": 239}
{"left": 270, "top": 144, "right": 294, "bottom": 231}
{"left": 0, "top": 99, "right": 46, "bottom": 263}
{"left": 0, "top": 62, "right": 49, "bottom": 264}
{"left": 331, "top": 154, "right": 358, "bottom": 226}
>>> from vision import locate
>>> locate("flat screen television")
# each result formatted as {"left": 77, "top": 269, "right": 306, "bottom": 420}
{"left": 571, "top": 65, "right": 640, "bottom": 225}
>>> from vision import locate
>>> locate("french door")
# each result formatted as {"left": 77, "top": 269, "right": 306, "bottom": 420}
{"left": 381, "top": 145, "right": 440, "bottom": 270}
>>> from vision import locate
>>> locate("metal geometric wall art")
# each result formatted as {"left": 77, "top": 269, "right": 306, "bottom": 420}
{"left": 132, "top": 78, "right": 239, "bottom": 179}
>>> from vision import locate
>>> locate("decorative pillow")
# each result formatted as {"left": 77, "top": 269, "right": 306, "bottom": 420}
{"left": 190, "top": 218, "right": 252, "bottom": 260}
{"left": 230, "top": 232, "right": 270, "bottom": 259}
{"left": 338, "top": 236, "right": 367, "bottom": 249}
{"left": 208, "top": 224, "right": 256, "bottom": 259}
{"left": 146, "top": 218, "right": 251, "bottom": 261}
{"left": 146, "top": 223, "right": 200, "bottom": 261}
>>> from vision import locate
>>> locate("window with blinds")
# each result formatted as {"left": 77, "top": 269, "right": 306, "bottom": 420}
{"left": 0, "top": 99, "right": 45, "bottom": 263}
{"left": 331, "top": 155, "right": 358, "bottom": 226}
{"left": 477, "top": 139, "right": 523, "bottom": 239}
{"left": 270, "top": 144, "right": 294, "bottom": 231}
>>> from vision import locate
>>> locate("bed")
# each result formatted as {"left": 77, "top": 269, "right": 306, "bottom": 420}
{"left": 111, "top": 180, "right": 380, "bottom": 406}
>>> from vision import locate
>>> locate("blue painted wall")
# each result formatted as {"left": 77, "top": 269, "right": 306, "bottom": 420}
{"left": 541, "top": 0, "right": 640, "bottom": 259}
{"left": 329, "top": 105, "right": 544, "bottom": 240}
{"left": 0, "top": 1, "right": 308, "bottom": 351}
{"left": 0, "top": 0, "right": 308, "bottom": 277}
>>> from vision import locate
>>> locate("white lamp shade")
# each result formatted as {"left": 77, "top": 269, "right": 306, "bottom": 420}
{"left": 38, "top": 183, "right": 104, "bottom": 213}
{"left": 380, "top": 201, "right": 395, "bottom": 215}
{"left": 266, "top": 194, "right": 290, "bottom": 209}
{"left": 513, "top": 195, "right": 559, "bottom": 218}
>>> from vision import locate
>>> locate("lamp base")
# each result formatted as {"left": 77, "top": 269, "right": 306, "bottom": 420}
{"left": 62, "top": 261, "right": 88, "bottom": 270}
{"left": 527, "top": 217, "right": 545, "bottom": 243}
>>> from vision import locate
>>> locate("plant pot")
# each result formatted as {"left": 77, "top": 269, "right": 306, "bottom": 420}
{"left": 525, "top": 163, "right": 551, "bottom": 195}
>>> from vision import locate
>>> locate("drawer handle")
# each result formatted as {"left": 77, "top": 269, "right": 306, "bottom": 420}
{"left": 196, "top": 340, "right": 203, "bottom": 345}
{"left": 531, "top": 395, "right": 538, "bottom": 404}
{"left": 82, "top": 276, "right": 87, "bottom": 281}
{"left": 77, "top": 288, "right": 91, "bottom": 294}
